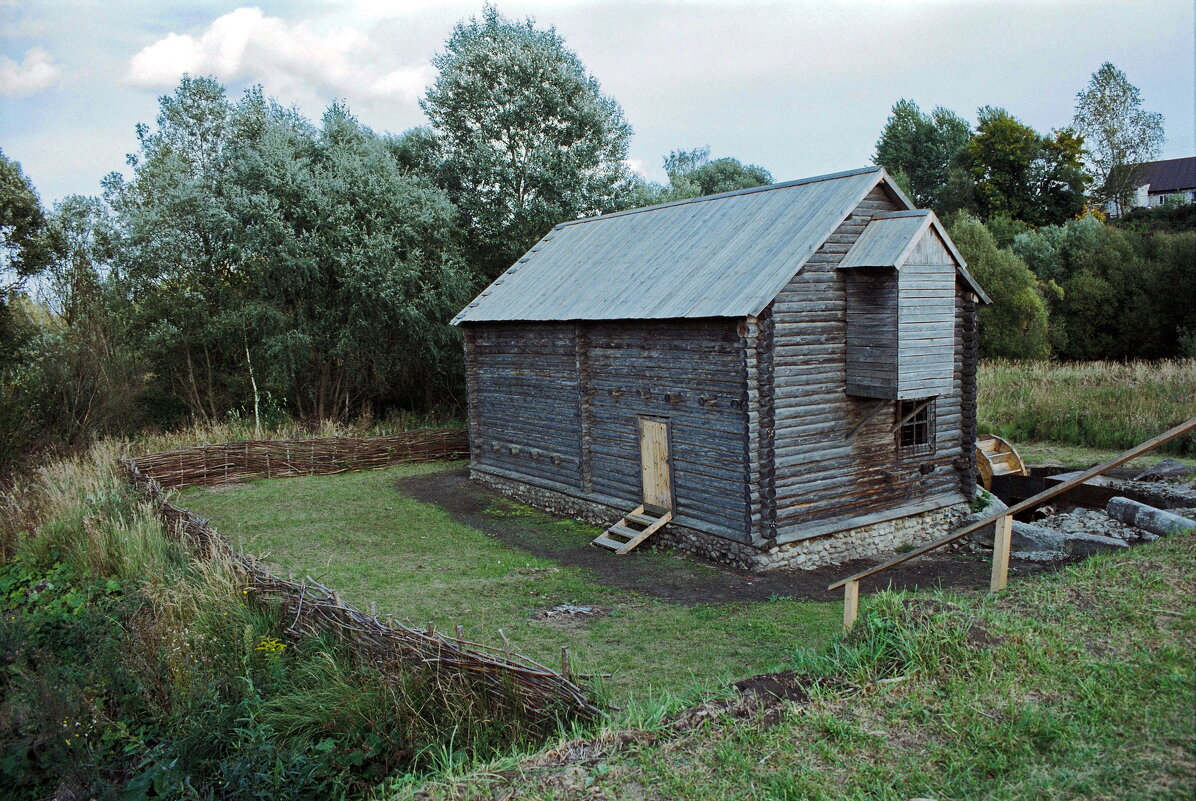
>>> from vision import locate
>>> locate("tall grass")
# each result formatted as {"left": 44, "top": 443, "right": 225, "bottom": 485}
{"left": 979, "top": 359, "right": 1196, "bottom": 454}
{"left": 0, "top": 440, "right": 558, "bottom": 799}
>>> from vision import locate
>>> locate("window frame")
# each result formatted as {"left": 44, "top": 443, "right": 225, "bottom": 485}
{"left": 895, "top": 398, "right": 936, "bottom": 459}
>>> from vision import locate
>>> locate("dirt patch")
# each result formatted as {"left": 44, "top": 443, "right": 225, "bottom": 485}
{"left": 198, "top": 481, "right": 250, "bottom": 493}
{"left": 531, "top": 603, "right": 611, "bottom": 631}
{"left": 395, "top": 467, "right": 1070, "bottom": 605}
{"left": 733, "top": 670, "right": 812, "bottom": 703}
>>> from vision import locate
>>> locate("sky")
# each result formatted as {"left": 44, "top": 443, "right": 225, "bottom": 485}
{"left": 2, "top": 0, "right": 1193, "bottom": 205}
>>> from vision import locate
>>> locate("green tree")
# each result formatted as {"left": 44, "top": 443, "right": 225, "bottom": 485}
{"left": 107, "top": 78, "right": 470, "bottom": 425}
{"left": 225, "top": 99, "right": 469, "bottom": 417}
{"left": 103, "top": 75, "right": 242, "bottom": 423}
{"left": 662, "top": 146, "right": 772, "bottom": 198}
{"left": 1071, "top": 62, "right": 1165, "bottom": 215}
{"left": 947, "top": 211, "right": 1051, "bottom": 359}
{"left": 422, "top": 6, "right": 633, "bottom": 280}
{"left": 1, "top": 148, "right": 59, "bottom": 289}
{"left": 966, "top": 107, "right": 1088, "bottom": 226}
{"left": 0, "top": 150, "right": 61, "bottom": 467}
{"left": 873, "top": 100, "right": 972, "bottom": 211}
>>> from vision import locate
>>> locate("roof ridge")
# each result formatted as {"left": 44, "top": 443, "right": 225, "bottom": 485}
{"left": 1138, "top": 156, "right": 1195, "bottom": 166}
{"left": 555, "top": 165, "right": 884, "bottom": 229}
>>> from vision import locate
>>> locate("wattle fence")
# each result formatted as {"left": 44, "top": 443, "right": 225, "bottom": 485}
{"left": 131, "top": 428, "right": 470, "bottom": 489}
{"left": 124, "top": 428, "right": 602, "bottom": 726}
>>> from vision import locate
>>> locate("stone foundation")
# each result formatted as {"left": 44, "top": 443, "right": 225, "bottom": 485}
{"left": 761, "top": 504, "right": 969, "bottom": 570}
{"left": 472, "top": 469, "right": 969, "bottom": 571}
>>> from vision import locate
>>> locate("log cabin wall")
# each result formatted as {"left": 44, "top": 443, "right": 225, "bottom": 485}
{"left": 896, "top": 229, "right": 958, "bottom": 399}
{"left": 765, "top": 186, "right": 971, "bottom": 545}
{"left": 584, "top": 319, "right": 750, "bottom": 541}
{"left": 843, "top": 267, "right": 899, "bottom": 397}
{"left": 463, "top": 318, "right": 752, "bottom": 543}
{"left": 464, "top": 322, "right": 584, "bottom": 492}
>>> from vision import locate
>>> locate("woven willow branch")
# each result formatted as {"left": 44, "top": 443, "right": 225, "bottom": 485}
{"left": 124, "top": 430, "right": 602, "bottom": 725}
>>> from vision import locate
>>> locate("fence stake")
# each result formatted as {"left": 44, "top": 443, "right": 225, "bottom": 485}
{"left": 499, "top": 628, "right": 511, "bottom": 658}
{"left": 990, "top": 514, "right": 1013, "bottom": 592}
{"left": 561, "top": 646, "right": 571, "bottom": 679}
{"left": 843, "top": 579, "right": 860, "bottom": 631}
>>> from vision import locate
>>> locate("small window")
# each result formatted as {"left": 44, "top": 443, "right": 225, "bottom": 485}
{"left": 896, "top": 399, "right": 935, "bottom": 457}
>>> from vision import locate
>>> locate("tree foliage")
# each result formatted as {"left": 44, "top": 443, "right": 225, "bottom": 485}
{"left": 1071, "top": 62, "right": 1165, "bottom": 214}
{"left": 422, "top": 6, "right": 633, "bottom": 280}
{"left": 1011, "top": 215, "right": 1195, "bottom": 359}
{"left": 965, "top": 107, "right": 1088, "bottom": 227}
{"left": 662, "top": 146, "right": 772, "bottom": 198}
{"left": 947, "top": 212, "right": 1051, "bottom": 359}
{"left": 101, "top": 77, "right": 469, "bottom": 427}
{"left": 873, "top": 100, "right": 971, "bottom": 211}
{"left": 1, "top": 148, "right": 59, "bottom": 291}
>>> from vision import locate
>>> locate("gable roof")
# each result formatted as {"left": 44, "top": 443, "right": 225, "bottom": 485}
{"left": 454, "top": 166, "right": 901, "bottom": 324}
{"left": 1130, "top": 157, "right": 1196, "bottom": 193}
{"left": 838, "top": 210, "right": 990, "bottom": 302}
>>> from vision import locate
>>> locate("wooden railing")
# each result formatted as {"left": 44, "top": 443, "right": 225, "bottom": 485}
{"left": 830, "top": 417, "right": 1196, "bottom": 630}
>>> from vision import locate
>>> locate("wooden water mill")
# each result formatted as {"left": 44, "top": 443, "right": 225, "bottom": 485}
{"left": 975, "top": 434, "right": 1029, "bottom": 490}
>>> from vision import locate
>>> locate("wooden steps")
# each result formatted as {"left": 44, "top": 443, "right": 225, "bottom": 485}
{"left": 590, "top": 505, "right": 673, "bottom": 554}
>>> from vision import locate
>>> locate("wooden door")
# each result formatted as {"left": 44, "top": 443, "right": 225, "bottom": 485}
{"left": 638, "top": 418, "right": 672, "bottom": 514}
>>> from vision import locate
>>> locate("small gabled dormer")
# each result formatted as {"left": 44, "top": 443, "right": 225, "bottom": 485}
{"left": 839, "top": 210, "right": 988, "bottom": 400}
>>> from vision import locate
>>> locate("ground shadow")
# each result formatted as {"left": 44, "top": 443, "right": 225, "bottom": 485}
{"left": 395, "top": 468, "right": 1070, "bottom": 605}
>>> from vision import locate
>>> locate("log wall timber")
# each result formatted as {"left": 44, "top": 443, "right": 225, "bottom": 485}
{"left": 958, "top": 294, "right": 980, "bottom": 495}
{"left": 464, "top": 318, "right": 751, "bottom": 543}
{"left": 468, "top": 323, "right": 583, "bottom": 489}
{"left": 844, "top": 267, "right": 898, "bottom": 397}
{"left": 583, "top": 319, "right": 749, "bottom": 540}
{"left": 767, "top": 185, "right": 971, "bottom": 544}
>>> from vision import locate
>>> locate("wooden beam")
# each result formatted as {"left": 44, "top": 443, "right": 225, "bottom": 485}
{"left": 845, "top": 399, "right": 889, "bottom": 439}
{"left": 990, "top": 514, "right": 1012, "bottom": 592}
{"left": 843, "top": 579, "right": 860, "bottom": 631}
{"left": 828, "top": 416, "right": 1196, "bottom": 591}
{"left": 890, "top": 396, "right": 936, "bottom": 433}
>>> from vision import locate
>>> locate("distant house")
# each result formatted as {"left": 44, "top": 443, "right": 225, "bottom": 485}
{"left": 452, "top": 167, "right": 990, "bottom": 571}
{"left": 1109, "top": 156, "right": 1196, "bottom": 214}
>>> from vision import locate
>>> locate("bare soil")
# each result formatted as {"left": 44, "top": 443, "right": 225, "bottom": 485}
{"left": 394, "top": 468, "right": 1071, "bottom": 605}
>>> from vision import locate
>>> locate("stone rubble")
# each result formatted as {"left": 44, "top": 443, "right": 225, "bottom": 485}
{"left": 1101, "top": 476, "right": 1196, "bottom": 510}
{"left": 961, "top": 492, "right": 1152, "bottom": 562}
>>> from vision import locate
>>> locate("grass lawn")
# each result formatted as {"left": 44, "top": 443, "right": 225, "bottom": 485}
{"left": 180, "top": 462, "right": 841, "bottom": 705}
{"left": 410, "top": 531, "right": 1196, "bottom": 801}
{"left": 1015, "top": 440, "right": 1194, "bottom": 470}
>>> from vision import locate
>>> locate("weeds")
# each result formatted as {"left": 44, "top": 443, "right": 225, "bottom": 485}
{"left": 979, "top": 359, "right": 1196, "bottom": 454}
{"left": 0, "top": 441, "right": 556, "bottom": 799}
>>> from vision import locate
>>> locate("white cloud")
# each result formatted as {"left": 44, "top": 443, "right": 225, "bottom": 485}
{"left": 0, "top": 46, "right": 60, "bottom": 97}
{"left": 623, "top": 157, "right": 648, "bottom": 177}
{"left": 125, "top": 7, "right": 431, "bottom": 107}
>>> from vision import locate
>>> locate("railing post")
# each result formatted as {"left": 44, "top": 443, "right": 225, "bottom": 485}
{"left": 990, "top": 513, "right": 1012, "bottom": 592}
{"left": 843, "top": 579, "right": 860, "bottom": 631}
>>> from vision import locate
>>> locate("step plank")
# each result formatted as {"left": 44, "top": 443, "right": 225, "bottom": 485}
{"left": 607, "top": 524, "right": 642, "bottom": 539}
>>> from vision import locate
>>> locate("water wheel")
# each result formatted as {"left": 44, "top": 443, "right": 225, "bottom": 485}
{"left": 975, "top": 434, "right": 1029, "bottom": 491}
